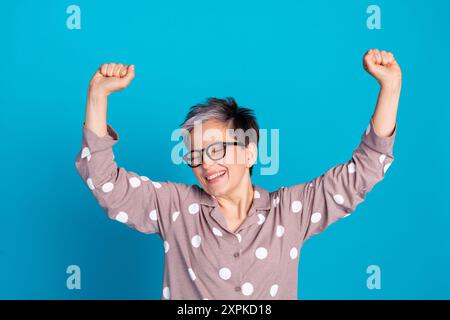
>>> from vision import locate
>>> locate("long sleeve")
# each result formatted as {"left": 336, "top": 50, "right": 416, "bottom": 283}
{"left": 284, "top": 118, "right": 397, "bottom": 243}
{"left": 74, "top": 123, "right": 194, "bottom": 241}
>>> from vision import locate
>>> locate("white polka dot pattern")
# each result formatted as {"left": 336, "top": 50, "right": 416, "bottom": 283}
{"left": 74, "top": 117, "right": 396, "bottom": 300}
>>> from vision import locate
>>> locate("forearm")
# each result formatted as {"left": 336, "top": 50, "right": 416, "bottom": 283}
{"left": 84, "top": 88, "right": 108, "bottom": 137}
{"left": 371, "top": 83, "right": 401, "bottom": 137}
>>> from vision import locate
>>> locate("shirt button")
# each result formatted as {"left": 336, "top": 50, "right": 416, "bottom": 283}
{"left": 233, "top": 252, "right": 240, "bottom": 258}
{"left": 235, "top": 286, "right": 241, "bottom": 292}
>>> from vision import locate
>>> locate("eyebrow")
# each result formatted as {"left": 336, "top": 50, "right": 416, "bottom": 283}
{"left": 189, "top": 140, "right": 242, "bottom": 153}
{"left": 190, "top": 141, "right": 221, "bottom": 153}
{"left": 189, "top": 144, "right": 206, "bottom": 154}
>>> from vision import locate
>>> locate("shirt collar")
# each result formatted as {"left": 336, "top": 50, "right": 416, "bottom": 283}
{"left": 198, "top": 184, "right": 271, "bottom": 211}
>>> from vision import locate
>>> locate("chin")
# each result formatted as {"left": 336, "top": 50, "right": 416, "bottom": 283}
{"left": 205, "top": 182, "right": 233, "bottom": 199}
{"left": 204, "top": 181, "right": 228, "bottom": 195}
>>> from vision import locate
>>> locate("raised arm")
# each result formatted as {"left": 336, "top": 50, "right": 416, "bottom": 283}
{"left": 364, "top": 49, "right": 402, "bottom": 138}
{"left": 75, "top": 63, "right": 194, "bottom": 240}
{"left": 283, "top": 49, "right": 401, "bottom": 242}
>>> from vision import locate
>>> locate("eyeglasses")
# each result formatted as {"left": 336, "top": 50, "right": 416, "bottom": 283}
{"left": 183, "top": 141, "right": 245, "bottom": 168}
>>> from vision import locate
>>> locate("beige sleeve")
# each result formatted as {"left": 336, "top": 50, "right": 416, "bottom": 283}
{"left": 74, "top": 123, "right": 194, "bottom": 240}
{"left": 284, "top": 118, "right": 397, "bottom": 242}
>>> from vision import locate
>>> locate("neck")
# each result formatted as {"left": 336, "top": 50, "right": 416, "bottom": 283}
{"left": 215, "top": 174, "right": 254, "bottom": 220}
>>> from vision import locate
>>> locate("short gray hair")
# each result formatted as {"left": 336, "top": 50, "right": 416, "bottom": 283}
{"left": 180, "top": 97, "right": 259, "bottom": 175}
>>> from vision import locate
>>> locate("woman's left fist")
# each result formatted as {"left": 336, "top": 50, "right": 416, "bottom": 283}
{"left": 363, "top": 49, "right": 402, "bottom": 87}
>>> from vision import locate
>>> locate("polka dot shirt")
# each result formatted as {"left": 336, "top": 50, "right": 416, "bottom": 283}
{"left": 75, "top": 119, "right": 396, "bottom": 299}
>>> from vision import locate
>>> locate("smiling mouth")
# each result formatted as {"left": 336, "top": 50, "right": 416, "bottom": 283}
{"left": 205, "top": 170, "right": 227, "bottom": 182}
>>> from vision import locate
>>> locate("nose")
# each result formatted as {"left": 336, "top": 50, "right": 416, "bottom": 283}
{"left": 202, "top": 153, "right": 215, "bottom": 169}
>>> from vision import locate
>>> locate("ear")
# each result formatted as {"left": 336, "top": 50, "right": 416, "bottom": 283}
{"left": 246, "top": 142, "right": 258, "bottom": 168}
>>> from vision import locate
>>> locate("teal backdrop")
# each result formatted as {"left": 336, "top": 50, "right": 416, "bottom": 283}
{"left": 1, "top": 0, "right": 449, "bottom": 299}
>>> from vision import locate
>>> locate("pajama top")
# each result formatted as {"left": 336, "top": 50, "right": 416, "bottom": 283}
{"left": 75, "top": 118, "right": 396, "bottom": 300}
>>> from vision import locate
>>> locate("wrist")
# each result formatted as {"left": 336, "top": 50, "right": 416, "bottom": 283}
{"left": 87, "top": 88, "right": 108, "bottom": 109}
{"left": 88, "top": 86, "right": 108, "bottom": 99}
{"left": 380, "top": 80, "right": 402, "bottom": 93}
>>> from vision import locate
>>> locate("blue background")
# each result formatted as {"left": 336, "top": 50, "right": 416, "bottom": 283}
{"left": 1, "top": 0, "right": 449, "bottom": 299}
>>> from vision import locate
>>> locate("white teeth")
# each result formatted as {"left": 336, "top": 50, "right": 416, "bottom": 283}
{"left": 206, "top": 171, "right": 226, "bottom": 181}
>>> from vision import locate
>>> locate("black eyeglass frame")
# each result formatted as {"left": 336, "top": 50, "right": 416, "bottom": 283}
{"left": 183, "top": 141, "right": 246, "bottom": 168}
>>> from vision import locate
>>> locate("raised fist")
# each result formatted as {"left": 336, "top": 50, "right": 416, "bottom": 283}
{"left": 89, "top": 63, "right": 135, "bottom": 96}
{"left": 363, "top": 49, "right": 402, "bottom": 87}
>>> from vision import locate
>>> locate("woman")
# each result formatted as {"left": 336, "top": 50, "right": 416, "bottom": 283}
{"left": 75, "top": 49, "right": 401, "bottom": 299}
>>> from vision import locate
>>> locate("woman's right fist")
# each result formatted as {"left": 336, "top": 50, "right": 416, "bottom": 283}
{"left": 89, "top": 63, "right": 135, "bottom": 96}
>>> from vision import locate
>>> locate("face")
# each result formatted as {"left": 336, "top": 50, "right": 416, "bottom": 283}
{"left": 187, "top": 120, "right": 257, "bottom": 197}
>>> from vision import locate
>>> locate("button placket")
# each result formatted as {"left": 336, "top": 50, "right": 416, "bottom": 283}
{"left": 232, "top": 236, "right": 243, "bottom": 296}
